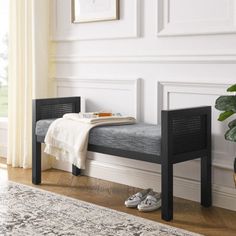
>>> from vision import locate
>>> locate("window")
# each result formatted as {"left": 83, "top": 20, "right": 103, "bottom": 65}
{"left": 0, "top": 0, "right": 9, "bottom": 117}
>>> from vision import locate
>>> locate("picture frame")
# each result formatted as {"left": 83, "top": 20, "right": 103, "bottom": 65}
{"left": 71, "top": 0, "right": 119, "bottom": 24}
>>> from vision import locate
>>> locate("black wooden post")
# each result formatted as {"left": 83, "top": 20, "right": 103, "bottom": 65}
{"left": 72, "top": 164, "right": 81, "bottom": 176}
{"left": 201, "top": 108, "right": 212, "bottom": 207}
{"left": 161, "top": 110, "right": 173, "bottom": 221}
{"left": 201, "top": 155, "right": 212, "bottom": 207}
{"left": 161, "top": 162, "right": 173, "bottom": 221}
{"left": 32, "top": 99, "right": 41, "bottom": 185}
{"left": 32, "top": 141, "right": 41, "bottom": 185}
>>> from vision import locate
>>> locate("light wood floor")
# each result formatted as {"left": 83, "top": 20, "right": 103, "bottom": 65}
{"left": 0, "top": 157, "right": 235, "bottom": 236}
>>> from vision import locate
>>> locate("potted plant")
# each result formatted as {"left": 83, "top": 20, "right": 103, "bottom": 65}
{"left": 215, "top": 84, "right": 236, "bottom": 186}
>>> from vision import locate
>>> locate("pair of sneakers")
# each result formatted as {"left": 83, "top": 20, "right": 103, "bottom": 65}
{"left": 125, "top": 188, "right": 161, "bottom": 212}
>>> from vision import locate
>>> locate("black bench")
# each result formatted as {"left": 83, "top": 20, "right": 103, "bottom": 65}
{"left": 32, "top": 97, "right": 212, "bottom": 221}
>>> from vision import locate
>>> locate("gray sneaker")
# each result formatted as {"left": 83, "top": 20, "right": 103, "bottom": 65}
{"left": 124, "top": 188, "right": 153, "bottom": 208}
{"left": 137, "top": 192, "right": 161, "bottom": 212}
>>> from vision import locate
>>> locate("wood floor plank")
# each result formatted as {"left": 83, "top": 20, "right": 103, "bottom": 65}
{"left": 0, "top": 160, "right": 235, "bottom": 236}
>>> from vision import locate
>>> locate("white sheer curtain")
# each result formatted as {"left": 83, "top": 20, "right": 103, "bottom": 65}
{"left": 7, "top": 0, "right": 50, "bottom": 168}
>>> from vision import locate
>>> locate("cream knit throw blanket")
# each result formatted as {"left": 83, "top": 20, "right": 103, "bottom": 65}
{"left": 44, "top": 113, "right": 136, "bottom": 169}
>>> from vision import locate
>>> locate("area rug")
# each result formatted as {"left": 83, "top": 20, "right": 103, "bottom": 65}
{"left": 0, "top": 181, "right": 202, "bottom": 236}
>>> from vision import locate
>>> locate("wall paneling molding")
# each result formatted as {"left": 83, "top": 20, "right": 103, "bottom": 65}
{"left": 55, "top": 77, "right": 141, "bottom": 120}
{"left": 51, "top": 0, "right": 140, "bottom": 41}
{"left": 157, "top": 0, "right": 236, "bottom": 37}
{"left": 51, "top": 54, "right": 236, "bottom": 64}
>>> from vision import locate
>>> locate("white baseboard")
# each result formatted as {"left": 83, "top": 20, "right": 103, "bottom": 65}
{"left": 51, "top": 153, "right": 236, "bottom": 212}
{"left": 83, "top": 158, "right": 236, "bottom": 211}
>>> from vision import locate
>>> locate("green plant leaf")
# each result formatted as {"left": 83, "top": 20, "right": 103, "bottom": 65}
{"left": 215, "top": 96, "right": 236, "bottom": 112}
{"left": 227, "top": 84, "right": 236, "bottom": 92}
{"left": 225, "top": 126, "right": 236, "bottom": 142}
{"left": 218, "top": 110, "right": 234, "bottom": 121}
{"left": 228, "top": 119, "right": 236, "bottom": 128}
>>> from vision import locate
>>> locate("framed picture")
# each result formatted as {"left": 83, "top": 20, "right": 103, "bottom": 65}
{"left": 72, "top": 0, "right": 119, "bottom": 23}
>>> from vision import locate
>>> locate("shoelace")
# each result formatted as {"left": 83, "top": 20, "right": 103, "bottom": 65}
{"left": 128, "top": 193, "right": 142, "bottom": 200}
{"left": 142, "top": 195, "right": 158, "bottom": 205}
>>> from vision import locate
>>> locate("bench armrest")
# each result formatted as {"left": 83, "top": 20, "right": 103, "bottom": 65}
{"left": 32, "top": 97, "right": 81, "bottom": 136}
{"left": 161, "top": 106, "right": 211, "bottom": 163}
{"left": 33, "top": 97, "right": 81, "bottom": 121}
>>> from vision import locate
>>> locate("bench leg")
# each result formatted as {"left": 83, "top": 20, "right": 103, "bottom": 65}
{"left": 32, "top": 141, "right": 41, "bottom": 185}
{"left": 161, "top": 162, "right": 173, "bottom": 221}
{"left": 201, "top": 155, "right": 212, "bottom": 207}
{"left": 72, "top": 164, "right": 81, "bottom": 176}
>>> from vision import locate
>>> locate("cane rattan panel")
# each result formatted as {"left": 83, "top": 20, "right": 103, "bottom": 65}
{"left": 172, "top": 115, "right": 207, "bottom": 155}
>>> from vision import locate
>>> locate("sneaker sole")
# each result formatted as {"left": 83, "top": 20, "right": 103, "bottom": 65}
{"left": 125, "top": 203, "right": 139, "bottom": 208}
{"left": 137, "top": 203, "right": 161, "bottom": 212}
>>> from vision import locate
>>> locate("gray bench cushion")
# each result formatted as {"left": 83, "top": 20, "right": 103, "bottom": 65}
{"left": 35, "top": 120, "right": 161, "bottom": 156}
{"left": 35, "top": 119, "right": 56, "bottom": 137}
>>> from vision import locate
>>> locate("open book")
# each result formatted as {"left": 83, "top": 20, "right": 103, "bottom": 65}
{"left": 76, "top": 112, "right": 122, "bottom": 119}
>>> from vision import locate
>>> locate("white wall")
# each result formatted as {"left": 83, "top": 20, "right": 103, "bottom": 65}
{"left": 50, "top": 0, "right": 236, "bottom": 210}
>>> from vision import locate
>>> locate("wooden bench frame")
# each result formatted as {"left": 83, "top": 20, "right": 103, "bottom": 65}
{"left": 32, "top": 97, "right": 212, "bottom": 221}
